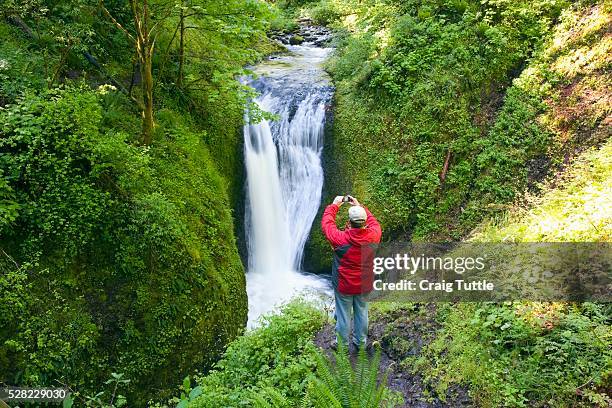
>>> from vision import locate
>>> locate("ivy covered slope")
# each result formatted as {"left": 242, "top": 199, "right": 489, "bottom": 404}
{"left": 0, "top": 0, "right": 277, "bottom": 403}
{"left": 305, "top": 0, "right": 610, "bottom": 271}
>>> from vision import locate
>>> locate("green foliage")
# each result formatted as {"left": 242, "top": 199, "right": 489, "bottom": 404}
{"left": 0, "top": 87, "right": 109, "bottom": 254}
{"left": 251, "top": 387, "right": 293, "bottom": 408}
{"left": 63, "top": 372, "right": 131, "bottom": 408}
{"left": 308, "top": 0, "right": 607, "bottom": 253}
{"left": 189, "top": 300, "right": 326, "bottom": 407}
{"left": 307, "top": 6, "right": 611, "bottom": 407}
{"left": 173, "top": 376, "right": 204, "bottom": 408}
{"left": 403, "top": 138, "right": 612, "bottom": 407}
{"left": 0, "top": 0, "right": 283, "bottom": 401}
{"left": 0, "top": 23, "right": 47, "bottom": 102}
{"left": 0, "top": 86, "right": 247, "bottom": 404}
{"left": 415, "top": 302, "right": 611, "bottom": 407}
{"left": 249, "top": 344, "right": 402, "bottom": 408}
{"left": 0, "top": 169, "right": 19, "bottom": 233}
{"left": 274, "top": 0, "right": 320, "bottom": 10}
{"left": 268, "top": 6, "right": 300, "bottom": 33}
{"left": 309, "top": 1, "right": 341, "bottom": 26}
{"left": 2, "top": 0, "right": 97, "bottom": 88}
{"left": 472, "top": 140, "right": 612, "bottom": 242}
{"left": 303, "top": 343, "right": 401, "bottom": 408}
{"left": 181, "top": 302, "right": 400, "bottom": 408}
{"left": 325, "top": 0, "right": 568, "bottom": 237}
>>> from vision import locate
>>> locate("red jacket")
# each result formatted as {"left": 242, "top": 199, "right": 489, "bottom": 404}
{"left": 321, "top": 204, "right": 382, "bottom": 294}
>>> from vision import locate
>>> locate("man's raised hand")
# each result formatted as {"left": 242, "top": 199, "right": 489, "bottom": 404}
{"left": 333, "top": 196, "right": 345, "bottom": 206}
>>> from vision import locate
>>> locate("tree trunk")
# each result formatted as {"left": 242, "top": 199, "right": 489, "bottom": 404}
{"left": 177, "top": 8, "right": 185, "bottom": 87}
{"left": 132, "top": 0, "right": 155, "bottom": 145}
{"left": 141, "top": 52, "right": 154, "bottom": 145}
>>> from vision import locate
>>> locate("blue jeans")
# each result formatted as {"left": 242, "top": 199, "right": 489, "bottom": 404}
{"left": 334, "top": 290, "right": 368, "bottom": 347}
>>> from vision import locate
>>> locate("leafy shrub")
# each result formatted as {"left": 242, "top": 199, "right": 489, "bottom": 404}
{"left": 416, "top": 302, "right": 611, "bottom": 407}
{"left": 309, "top": 1, "right": 341, "bottom": 26}
{"left": 0, "top": 87, "right": 110, "bottom": 254}
{"left": 190, "top": 300, "right": 326, "bottom": 407}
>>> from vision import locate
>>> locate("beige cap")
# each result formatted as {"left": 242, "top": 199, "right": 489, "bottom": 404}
{"left": 348, "top": 205, "right": 367, "bottom": 224}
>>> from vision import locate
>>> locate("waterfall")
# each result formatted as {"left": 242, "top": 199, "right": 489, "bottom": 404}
{"left": 244, "top": 45, "right": 333, "bottom": 326}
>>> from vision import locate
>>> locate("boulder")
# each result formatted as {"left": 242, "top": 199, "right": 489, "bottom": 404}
{"left": 289, "top": 35, "right": 304, "bottom": 45}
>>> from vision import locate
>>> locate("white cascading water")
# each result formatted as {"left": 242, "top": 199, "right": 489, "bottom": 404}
{"left": 244, "top": 44, "right": 333, "bottom": 327}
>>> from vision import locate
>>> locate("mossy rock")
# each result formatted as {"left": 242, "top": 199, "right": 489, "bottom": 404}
{"left": 289, "top": 35, "right": 305, "bottom": 45}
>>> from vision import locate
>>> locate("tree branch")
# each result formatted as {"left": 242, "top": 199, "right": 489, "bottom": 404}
{"left": 148, "top": 6, "right": 175, "bottom": 37}
{"left": 98, "top": 0, "right": 136, "bottom": 43}
{"left": 4, "top": 13, "right": 142, "bottom": 108}
{"left": 439, "top": 149, "right": 452, "bottom": 183}
{"left": 82, "top": 53, "right": 144, "bottom": 109}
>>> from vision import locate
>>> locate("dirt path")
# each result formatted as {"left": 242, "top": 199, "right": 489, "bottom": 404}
{"left": 313, "top": 304, "right": 473, "bottom": 408}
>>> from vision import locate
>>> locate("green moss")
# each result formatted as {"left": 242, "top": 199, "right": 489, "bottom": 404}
{"left": 289, "top": 34, "right": 305, "bottom": 44}
{"left": 0, "top": 86, "right": 247, "bottom": 404}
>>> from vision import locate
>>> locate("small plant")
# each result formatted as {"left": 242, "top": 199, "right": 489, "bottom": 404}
{"left": 251, "top": 387, "right": 292, "bottom": 408}
{"left": 175, "top": 376, "right": 203, "bottom": 408}
{"left": 188, "top": 300, "right": 326, "bottom": 407}
{"left": 63, "top": 373, "right": 130, "bottom": 408}
{"left": 303, "top": 342, "right": 401, "bottom": 408}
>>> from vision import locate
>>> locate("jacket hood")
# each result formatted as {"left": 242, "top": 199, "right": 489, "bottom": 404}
{"left": 346, "top": 227, "right": 376, "bottom": 246}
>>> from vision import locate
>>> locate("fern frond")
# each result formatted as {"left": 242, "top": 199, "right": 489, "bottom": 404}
{"left": 361, "top": 347, "right": 382, "bottom": 407}
{"left": 307, "top": 343, "right": 398, "bottom": 408}
{"left": 307, "top": 377, "right": 343, "bottom": 408}
{"left": 314, "top": 349, "right": 340, "bottom": 400}
{"left": 332, "top": 343, "right": 353, "bottom": 407}
{"left": 251, "top": 391, "right": 273, "bottom": 408}
{"left": 266, "top": 387, "right": 290, "bottom": 407}
{"left": 373, "top": 369, "right": 390, "bottom": 407}
{"left": 354, "top": 347, "right": 369, "bottom": 404}
{"left": 251, "top": 386, "right": 290, "bottom": 408}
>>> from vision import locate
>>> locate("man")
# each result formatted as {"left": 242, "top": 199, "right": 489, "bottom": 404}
{"left": 321, "top": 195, "right": 382, "bottom": 351}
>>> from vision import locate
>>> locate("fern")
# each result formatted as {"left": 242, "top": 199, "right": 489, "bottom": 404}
{"left": 251, "top": 392, "right": 274, "bottom": 408}
{"left": 361, "top": 348, "right": 381, "bottom": 407}
{"left": 304, "top": 344, "right": 401, "bottom": 408}
{"left": 313, "top": 347, "right": 342, "bottom": 401}
{"left": 249, "top": 345, "right": 401, "bottom": 408}
{"left": 251, "top": 387, "right": 291, "bottom": 408}
{"left": 304, "top": 378, "right": 344, "bottom": 408}
{"left": 333, "top": 342, "right": 354, "bottom": 407}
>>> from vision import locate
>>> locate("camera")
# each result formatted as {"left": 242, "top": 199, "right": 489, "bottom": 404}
{"left": 342, "top": 195, "right": 352, "bottom": 203}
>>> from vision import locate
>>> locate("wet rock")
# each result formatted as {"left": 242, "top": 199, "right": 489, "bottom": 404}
{"left": 289, "top": 35, "right": 305, "bottom": 45}
{"left": 272, "top": 23, "right": 333, "bottom": 47}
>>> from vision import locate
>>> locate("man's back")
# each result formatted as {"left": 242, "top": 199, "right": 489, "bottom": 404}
{"left": 321, "top": 204, "right": 381, "bottom": 294}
